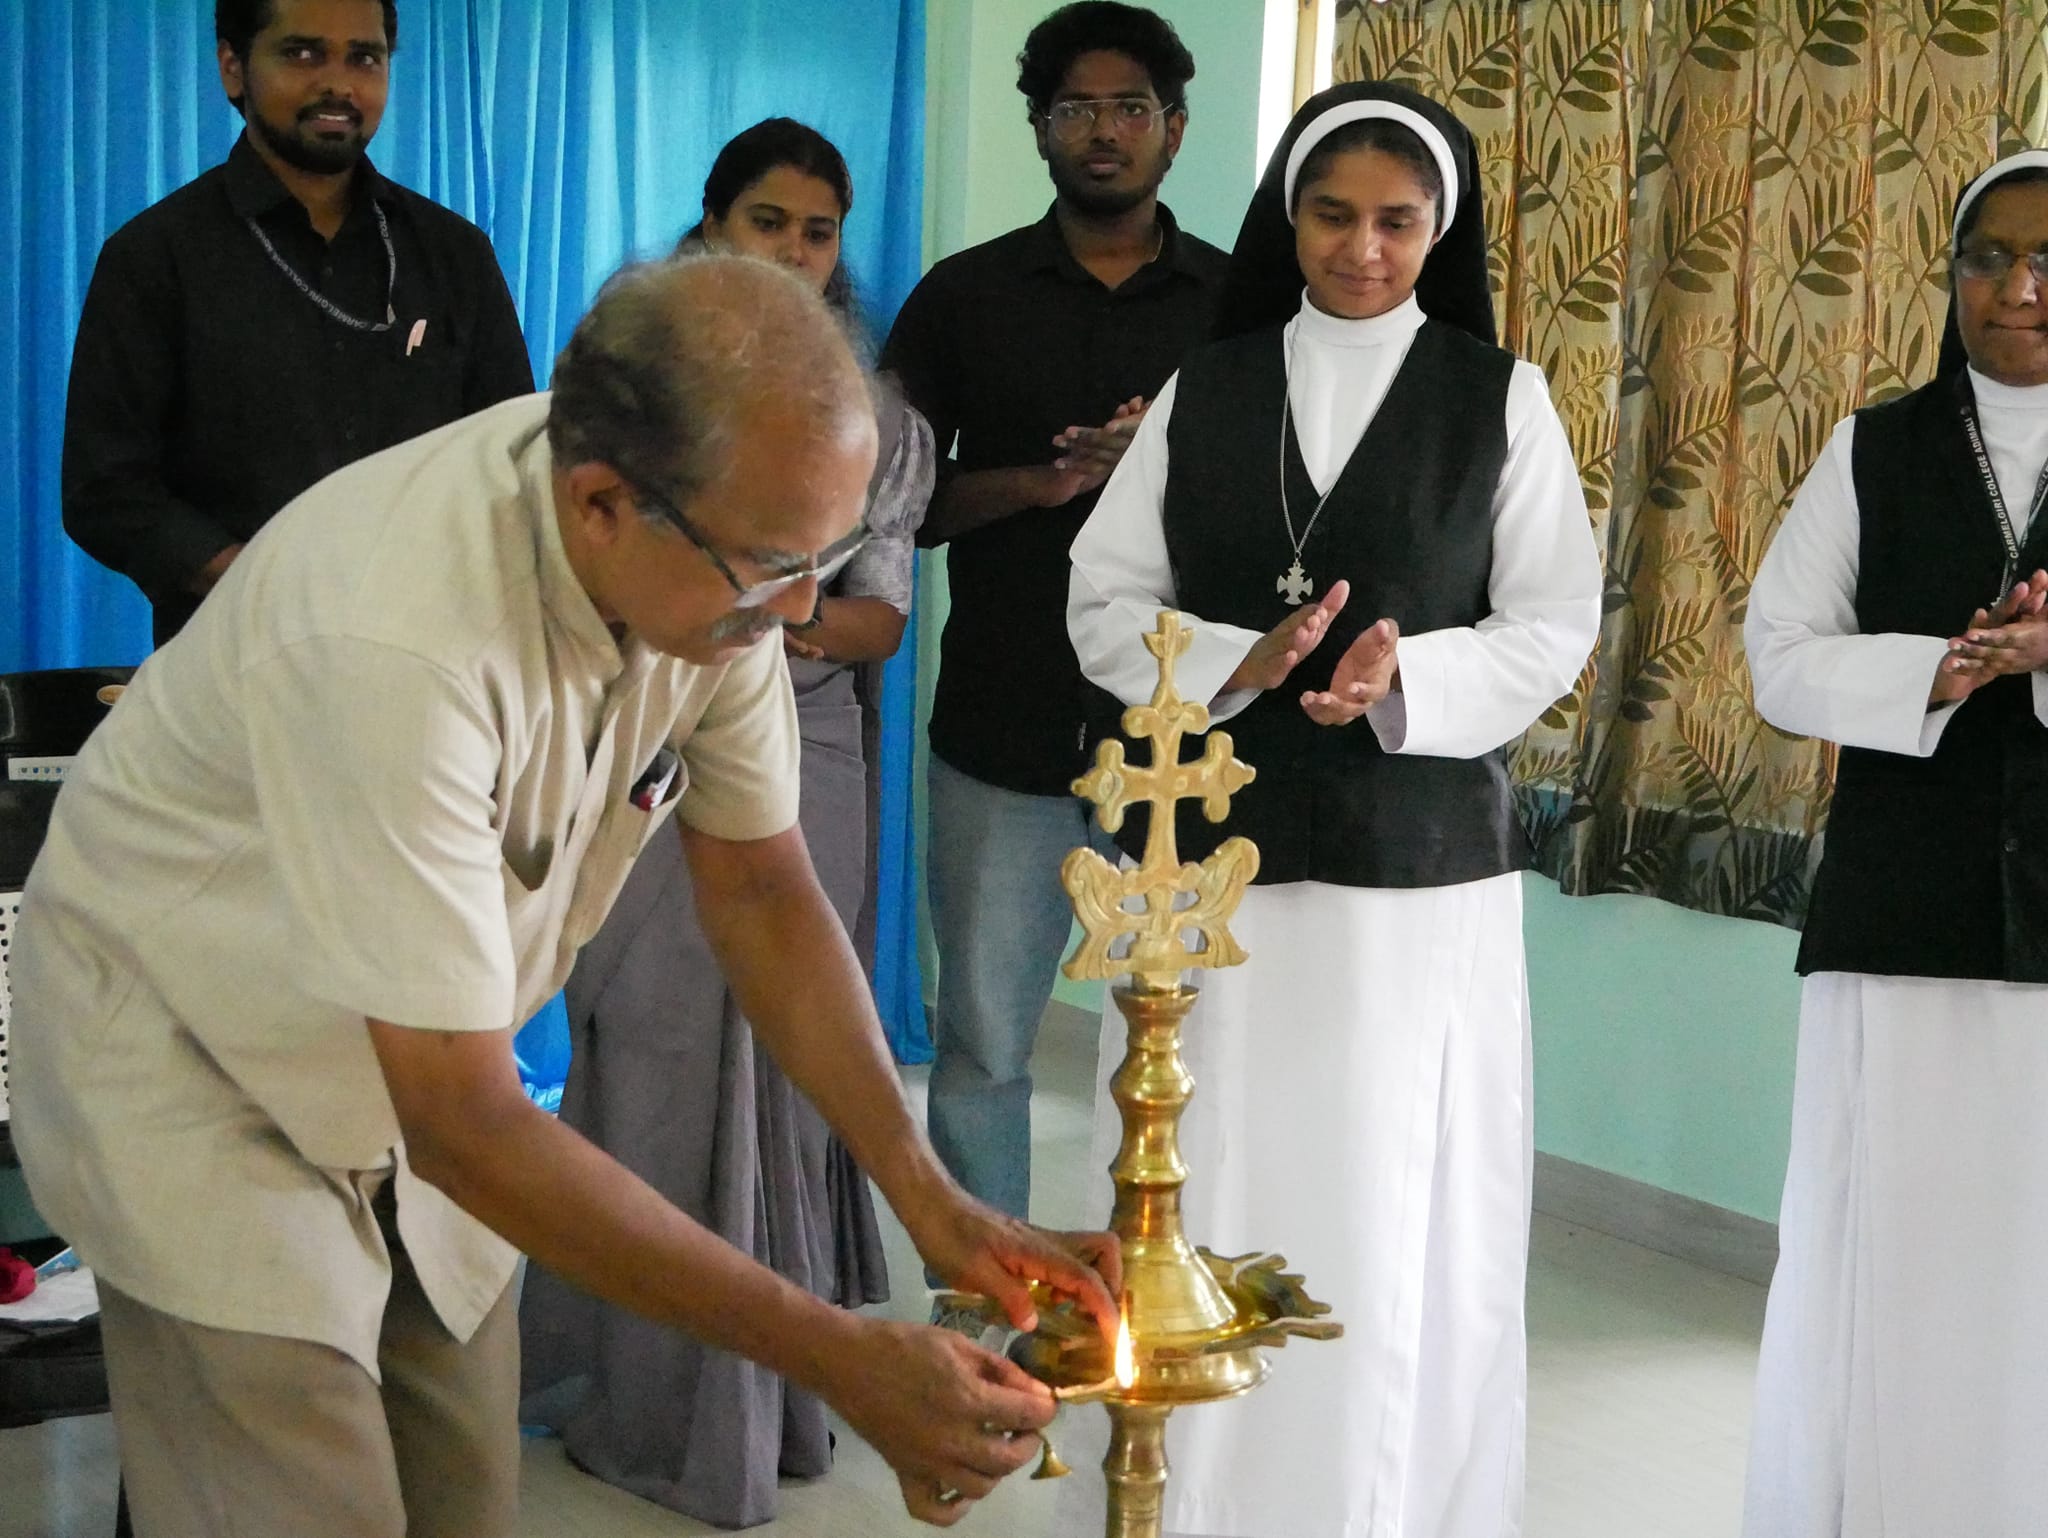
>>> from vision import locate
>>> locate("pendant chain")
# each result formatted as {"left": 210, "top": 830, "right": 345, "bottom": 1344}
{"left": 1276, "top": 335, "right": 1337, "bottom": 605}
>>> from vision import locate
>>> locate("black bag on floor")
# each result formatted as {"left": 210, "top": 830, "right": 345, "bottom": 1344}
{"left": 0, "top": 1314, "right": 111, "bottom": 1428}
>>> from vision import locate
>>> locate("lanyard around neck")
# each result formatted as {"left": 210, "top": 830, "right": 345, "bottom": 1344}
{"left": 244, "top": 198, "right": 397, "bottom": 333}
{"left": 1957, "top": 374, "right": 2048, "bottom": 597}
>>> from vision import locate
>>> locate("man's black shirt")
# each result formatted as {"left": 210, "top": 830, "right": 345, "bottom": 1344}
{"left": 880, "top": 205, "right": 1226, "bottom": 796}
{"left": 63, "top": 134, "right": 535, "bottom": 645}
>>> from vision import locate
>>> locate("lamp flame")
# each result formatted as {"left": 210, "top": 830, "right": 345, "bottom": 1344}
{"left": 1113, "top": 1307, "right": 1136, "bottom": 1390}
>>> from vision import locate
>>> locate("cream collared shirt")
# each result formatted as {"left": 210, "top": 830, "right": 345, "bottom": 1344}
{"left": 11, "top": 394, "right": 800, "bottom": 1373}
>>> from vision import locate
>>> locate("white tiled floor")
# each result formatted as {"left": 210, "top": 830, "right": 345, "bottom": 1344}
{"left": 2, "top": 1002, "right": 1766, "bottom": 1538}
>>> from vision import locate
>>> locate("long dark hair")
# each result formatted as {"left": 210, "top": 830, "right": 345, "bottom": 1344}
{"left": 678, "top": 118, "right": 857, "bottom": 315}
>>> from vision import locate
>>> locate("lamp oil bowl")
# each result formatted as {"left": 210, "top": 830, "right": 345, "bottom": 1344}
{"left": 937, "top": 613, "right": 1341, "bottom": 1538}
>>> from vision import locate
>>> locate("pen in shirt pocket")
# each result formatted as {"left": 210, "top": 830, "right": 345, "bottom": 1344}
{"left": 630, "top": 747, "right": 680, "bottom": 811}
{"left": 406, "top": 318, "right": 428, "bottom": 356}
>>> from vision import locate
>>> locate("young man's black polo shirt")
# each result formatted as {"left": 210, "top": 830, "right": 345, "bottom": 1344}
{"left": 881, "top": 203, "right": 1227, "bottom": 797}
{"left": 63, "top": 133, "right": 535, "bottom": 645}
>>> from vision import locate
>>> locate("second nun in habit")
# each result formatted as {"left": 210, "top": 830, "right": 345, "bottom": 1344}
{"left": 1741, "top": 148, "right": 2048, "bottom": 1538}
{"left": 1063, "top": 81, "right": 1601, "bottom": 1537}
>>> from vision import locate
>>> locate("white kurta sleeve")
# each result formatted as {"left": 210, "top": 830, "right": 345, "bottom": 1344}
{"left": 1742, "top": 418, "right": 1962, "bottom": 756}
{"left": 1068, "top": 373, "right": 1269, "bottom": 717}
{"left": 1366, "top": 361, "right": 1602, "bottom": 758}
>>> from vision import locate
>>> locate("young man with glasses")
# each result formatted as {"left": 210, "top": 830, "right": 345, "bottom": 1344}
{"left": 879, "top": 3, "right": 1227, "bottom": 1308}
{"left": 62, "top": 0, "right": 534, "bottom": 647}
{"left": 11, "top": 256, "right": 1118, "bottom": 1537}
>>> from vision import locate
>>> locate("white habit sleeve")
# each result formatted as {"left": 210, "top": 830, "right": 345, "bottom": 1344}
{"left": 1068, "top": 373, "right": 1270, "bottom": 716}
{"left": 1743, "top": 418, "right": 1972, "bottom": 756}
{"left": 1366, "top": 361, "right": 1602, "bottom": 758}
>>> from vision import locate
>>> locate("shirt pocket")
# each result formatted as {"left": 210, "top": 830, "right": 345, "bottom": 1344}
{"left": 376, "top": 341, "right": 468, "bottom": 443}
{"left": 555, "top": 741, "right": 681, "bottom": 942}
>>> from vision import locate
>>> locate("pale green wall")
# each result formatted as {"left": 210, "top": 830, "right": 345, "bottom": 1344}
{"left": 1524, "top": 878, "right": 1799, "bottom": 1222}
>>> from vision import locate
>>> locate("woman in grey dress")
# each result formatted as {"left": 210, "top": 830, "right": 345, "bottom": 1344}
{"left": 518, "top": 119, "right": 934, "bottom": 1529}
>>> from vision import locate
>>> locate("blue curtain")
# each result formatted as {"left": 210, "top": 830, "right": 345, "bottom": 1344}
{"left": 1, "top": 0, "right": 932, "bottom": 1062}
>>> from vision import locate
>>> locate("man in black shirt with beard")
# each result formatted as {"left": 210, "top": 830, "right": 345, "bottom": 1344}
{"left": 879, "top": 3, "right": 1226, "bottom": 1293}
{"left": 63, "top": 0, "right": 532, "bottom": 646}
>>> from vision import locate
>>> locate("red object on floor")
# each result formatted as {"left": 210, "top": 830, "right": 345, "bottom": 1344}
{"left": 0, "top": 1247, "right": 35, "bottom": 1305}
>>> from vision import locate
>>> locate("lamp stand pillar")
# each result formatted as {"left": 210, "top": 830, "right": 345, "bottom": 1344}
{"left": 1104, "top": 1402, "right": 1173, "bottom": 1538}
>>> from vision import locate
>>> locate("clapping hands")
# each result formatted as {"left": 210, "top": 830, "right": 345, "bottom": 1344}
{"left": 1300, "top": 618, "right": 1401, "bottom": 725}
{"left": 1936, "top": 569, "right": 2048, "bottom": 703}
{"left": 1218, "top": 579, "right": 1401, "bottom": 726}
{"left": 1031, "top": 397, "right": 1150, "bottom": 507}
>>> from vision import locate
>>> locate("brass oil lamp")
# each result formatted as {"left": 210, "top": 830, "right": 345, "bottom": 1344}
{"left": 936, "top": 612, "right": 1341, "bottom": 1537}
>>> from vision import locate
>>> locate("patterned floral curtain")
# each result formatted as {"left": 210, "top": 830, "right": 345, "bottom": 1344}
{"left": 1335, "top": 0, "right": 2048, "bottom": 923}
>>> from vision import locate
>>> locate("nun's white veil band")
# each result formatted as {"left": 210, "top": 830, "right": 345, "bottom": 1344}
{"left": 1953, "top": 149, "right": 2048, "bottom": 253}
{"left": 1281, "top": 99, "right": 1460, "bottom": 237}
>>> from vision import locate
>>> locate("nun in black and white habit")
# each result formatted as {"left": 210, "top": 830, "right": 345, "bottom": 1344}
{"left": 1062, "top": 83, "right": 1601, "bottom": 1537}
{"left": 1741, "top": 148, "right": 2048, "bottom": 1537}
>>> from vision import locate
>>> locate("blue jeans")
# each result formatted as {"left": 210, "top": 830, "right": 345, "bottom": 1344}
{"left": 925, "top": 753, "right": 1115, "bottom": 1225}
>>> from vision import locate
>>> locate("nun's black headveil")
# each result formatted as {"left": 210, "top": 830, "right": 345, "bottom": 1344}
{"left": 1211, "top": 80, "right": 1495, "bottom": 346}
{"left": 1938, "top": 149, "right": 2048, "bottom": 379}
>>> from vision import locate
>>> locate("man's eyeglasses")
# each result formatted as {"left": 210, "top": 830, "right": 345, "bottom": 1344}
{"left": 627, "top": 481, "right": 869, "bottom": 610}
{"left": 1043, "top": 97, "right": 1169, "bottom": 144}
{"left": 1955, "top": 248, "right": 2048, "bottom": 284}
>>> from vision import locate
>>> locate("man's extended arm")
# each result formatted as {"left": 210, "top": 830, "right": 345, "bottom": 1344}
{"left": 680, "top": 819, "right": 1120, "bottom": 1330}
{"left": 366, "top": 1014, "right": 1054, "bottom": 1523}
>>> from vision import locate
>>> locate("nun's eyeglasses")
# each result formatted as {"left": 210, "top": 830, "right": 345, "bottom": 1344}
{"left": 1044, "top": 98, "right": 1167, "bottom": 143}
{"left": 1955, "top": 248, "right": 2048, "bottom": 284}
{"left": 625, "top": 480, "right": 870, "bottom": 610}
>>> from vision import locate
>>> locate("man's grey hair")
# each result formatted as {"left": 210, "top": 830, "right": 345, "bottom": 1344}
{"left": 547, "top": 253, "right": 873, "bottom": 510}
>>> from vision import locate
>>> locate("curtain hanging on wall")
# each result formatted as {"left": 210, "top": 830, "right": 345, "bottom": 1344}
{"left": 1, "top": 0, "right": 932, "bottom": 1058}
{"left": 1337, "top": 0, "right": 2048, "bottom": 925}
